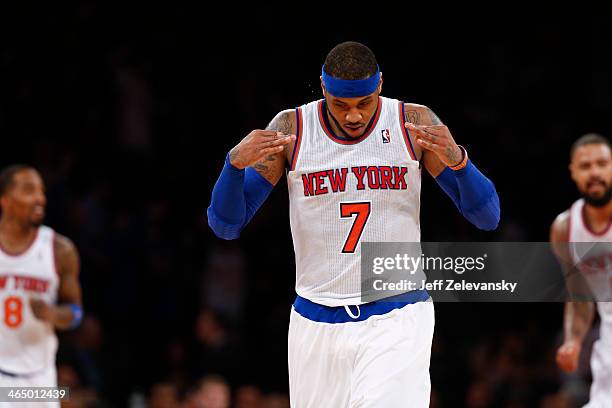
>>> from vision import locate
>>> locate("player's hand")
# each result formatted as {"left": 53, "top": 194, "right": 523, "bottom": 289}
{"left": 29, "top": 298, "right": 57, "bottom": 323}
{"left": 556, "top": 339, "right": 582, "bottom": 373}
{"left": 229, "top": 130, "right": 295, "bottom": 170}
{"left": 406, "top": 122, "right": 463, "bottom": 167}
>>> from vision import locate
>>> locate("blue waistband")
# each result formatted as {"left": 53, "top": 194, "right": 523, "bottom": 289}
{"left": 293, "top": 290, "right": 430, "bottom": 323}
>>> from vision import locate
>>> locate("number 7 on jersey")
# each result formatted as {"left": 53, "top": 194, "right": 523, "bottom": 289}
{"left": 340, "top": 201, "right": 371, "bottom": 253}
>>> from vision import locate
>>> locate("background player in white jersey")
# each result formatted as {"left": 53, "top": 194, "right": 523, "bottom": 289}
{"left": 208, "top": 42, "right": 500, "bottom": 407}
{"left": 551, "top": 134, "right": 612, "bottom": 408}
{"left": 0, "top": 165, "right": 84, "bottom": 408}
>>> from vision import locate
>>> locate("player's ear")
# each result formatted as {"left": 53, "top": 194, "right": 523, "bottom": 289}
{"left": 378, "top": 72, "right": 383, "bottom": 94}
{"left": 568, "top": 162, "right": 578, "bottom": 183}
{"left": 320, "top": 76, "right": 326, "bottom": 97}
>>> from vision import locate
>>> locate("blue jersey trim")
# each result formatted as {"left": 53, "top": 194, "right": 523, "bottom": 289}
{"left": 319, "top": 99, "right": 382, "bottom": 145}
{"left": 400, "top": 102, "right": 418, "bottom": 160}
{"left": 293, "top": 290, "right": 430, "bottom": 323}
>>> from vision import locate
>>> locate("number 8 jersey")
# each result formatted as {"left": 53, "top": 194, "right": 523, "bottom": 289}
{"left": 0, "top": 226, "right": 59, "bottom": 375}
{"left": 287, "top": 97, "right": 421, "bottom": 306}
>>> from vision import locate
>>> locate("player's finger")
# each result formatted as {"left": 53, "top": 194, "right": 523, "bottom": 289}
{"left": 420, "top": 127, "right": 448, "bottom": 138}
{"left": 405, "top": 122, "right": 436, "bottom": 131}
{"left": 261, "top": 135, "right": 295, "bottom": 148}
{"left": 405, "top": 122, "right": 426, "bottom": 133}
{"left": 407, "top": 123, "right": 448, "bottom": 140}
{"left": 255, "top": 130, "right": 283, "bottom": 138}
{"left": 260, "top": 131, "right": 295, "bottom": 141}
{"left": 260, "top": 145, "right": 286, "bottom": 155}
{"left": 406, "top": 123, "right": 439, "bottom": 141}
{"left": 415, "top": 136, "right": 440, "bottom": 151}
{"left": 406, "top": 122, "right": 446, "bottom": 135}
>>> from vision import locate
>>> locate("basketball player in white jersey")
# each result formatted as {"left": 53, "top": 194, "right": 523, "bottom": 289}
{"left": 551, "top": 134, "right": 612, "bottom": 408}
{"left": 208, "top": 42, "right": 500, "bottom": 407}
{"left": 0, "top": 165, "right": 84, "bottom": 408}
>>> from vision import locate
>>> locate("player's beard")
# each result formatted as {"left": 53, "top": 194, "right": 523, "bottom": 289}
{"left": 29, "top": 211, "right": 45, "bottom": 228}
{"left": 30, "top": 218, "right": 44, "bottom": 228}
{"left": 581, "top": 181, "right": 612, "bottom": 207}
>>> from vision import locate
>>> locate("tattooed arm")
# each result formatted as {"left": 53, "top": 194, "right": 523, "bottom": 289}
{"left": 403, "top": 103, "right": 462, "bottom": 178}
{"left": 207, "top": 110, "right": 296, "bottom": 239}
{"left": 404, "top": 103, "right": 500, "bottom": 230}
{"left": 248, "top": 110, "right": 297, "bottom": 185}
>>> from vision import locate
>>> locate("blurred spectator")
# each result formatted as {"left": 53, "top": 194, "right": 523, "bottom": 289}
{"left": 202, "top": 246, "right": 246, "bottom": 320}
{"left": 117, "top": 65, "right": 152, "bottom": 152}
{"left": 539, "top": 391, "right": 576, "bottom": 408}
{"left": 184, "top": 375, "right": 231, "bottom": 408}
{"left": 148, "top": 381, "right": 181, "bottom": 408}
{"left": 261, "top": 393, "right": 289, "bottom": 408}
{"left": 466, "top": 380, "right": 492, "bottom": 408}
{"left": 164, "top": 340, "right": 189, "bottom": 387}
{"left": 189, "top": 308, "right": 239, "bottom": 379}
{"left": 234, "top": 385, "right": 263, "bottom": 408}
{"left": 73, "top": 315, "right": 105, "bottom": 391}
{"left": 58, "top": 363, "right": 104, "bottom": 407}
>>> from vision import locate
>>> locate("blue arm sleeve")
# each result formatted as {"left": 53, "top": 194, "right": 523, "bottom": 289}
{"left": 207, "top": 154, "right": 274, "bottom": 239}
{"left": 434, "top": 166, "right": 461, "bottom": 209}
{"left": 435, "top": 160, "right": 500, "bottom": 231}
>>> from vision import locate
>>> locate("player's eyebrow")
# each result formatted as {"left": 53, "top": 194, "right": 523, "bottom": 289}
{"left": 333, "top": 97, "right": 372, "bottom": 106}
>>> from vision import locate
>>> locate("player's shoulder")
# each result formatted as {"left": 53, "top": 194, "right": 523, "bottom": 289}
{"left": 53, "top": 232, "right": 78, "bottom": 260}
{"left": 550, "top": 209, "right": 571, "bottom": 243}
{"left": 403, "top": 102, "right": 429, "bottom": 111}
{"left": 268, "top": 109, "right": 298, "bottom": 134}
{"left": 402, "top": 103, "right": 437, "bottom": 125}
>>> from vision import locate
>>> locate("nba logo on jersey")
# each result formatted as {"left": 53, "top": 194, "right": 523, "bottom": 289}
{"left": 381, "top": 129, "right": 391, "bottom": 143}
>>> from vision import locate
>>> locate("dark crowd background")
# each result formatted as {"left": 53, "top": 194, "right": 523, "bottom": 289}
{"left": 1, "top": 5, "right": 611, "bottom": 408}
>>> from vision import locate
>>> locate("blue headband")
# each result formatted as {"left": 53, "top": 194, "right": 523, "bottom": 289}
{"left": 321, "top": 65, "right": 380, "bottom": 98}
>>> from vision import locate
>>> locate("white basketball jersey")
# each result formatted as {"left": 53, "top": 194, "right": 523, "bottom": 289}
{"left": 0, "top": 226, "right": 59, "bottom": 374}
{"left": 287, "top": 97, "right": 421, "bottom": 306}
{"left": 569, "top": 199, "right": 612, "bottom": 343}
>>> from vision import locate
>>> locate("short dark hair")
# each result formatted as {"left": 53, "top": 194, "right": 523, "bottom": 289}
{"left": 0, "top": 164, "right": 35, "bottom": 197}
{"left": 323, "top": 41, "right": 378, "bottom": 80}
{"left": 570, "top": 133, "right": 611, "bottom": 159}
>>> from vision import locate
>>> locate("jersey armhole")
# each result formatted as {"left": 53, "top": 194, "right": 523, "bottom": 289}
{"left": 398, "top": 101, "right": 417, "bottom": 161}
{"left": 51, "top": 230, "right": 60, "bottom": 277}
{"left": 289, "top": 107, "right": 303, "bottom": 171}
{"left": 567, "top": 208, "right": 572, "bottom": 243}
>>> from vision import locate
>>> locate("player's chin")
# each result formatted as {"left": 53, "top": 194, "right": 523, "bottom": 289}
{"left": 343, "top": 126, "right": 365, "bottom": 138}
{"left": 30, "top": 214, "right": 45, "bottom": 227}
{"left": 583, "top": 190, "right": 612, "bottom": 207}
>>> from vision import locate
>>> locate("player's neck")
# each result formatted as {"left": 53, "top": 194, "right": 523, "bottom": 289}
{"left": 0, "top": 217, "right": 37, "bottom": 245}
{"left": 583, "top": 200, "right": 612, "bottom": 232}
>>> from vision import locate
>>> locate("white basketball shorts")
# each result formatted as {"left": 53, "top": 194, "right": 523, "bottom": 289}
{"left": 288, "top": 295, "right": 435, "bottom": 408}
{"left": 584, "top": 339, "right": 612, "bottom": 408}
